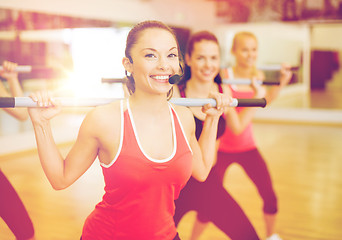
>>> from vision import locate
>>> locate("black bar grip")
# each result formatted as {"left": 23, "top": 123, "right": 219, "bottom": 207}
{"left": 0, "top": 97, "right": 15, "bottom": 108}
{"left": 237, "top": 98, "right": 267, "bottom": 108}
{"left": 262, "top": 80, "right": 280, "bottom": 85}
{"left": 290, "top": 66, "right": 300, "bottom": 71}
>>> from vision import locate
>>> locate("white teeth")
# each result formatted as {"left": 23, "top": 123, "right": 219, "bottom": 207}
{"left": 203, "top": 71, "right": 213, "bottom": 75}
{"left": 153, "top": 75, "right": 169, "bottom": 80}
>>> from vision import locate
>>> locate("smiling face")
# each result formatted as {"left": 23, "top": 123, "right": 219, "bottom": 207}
{"left": 186, "top": 40, "right": 220, "bottom": 83}
{"left": 123, "top": 27, "right": 180, "bottom": 96}
{"left": 232, "top": 35, "right": 258, "bottom": 68}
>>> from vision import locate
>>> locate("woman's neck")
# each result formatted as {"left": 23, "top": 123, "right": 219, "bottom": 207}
{"left": 233, "top": 65, "right": 255, "bottom": 78}
{"left": 129, "top": 91, "right": 169, "bottom": 114}
{"left": 186, "top": 78, "right": 216, "bottom": 98}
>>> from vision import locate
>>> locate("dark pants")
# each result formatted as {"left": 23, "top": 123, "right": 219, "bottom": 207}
{"left": 0, "top": 170, "right": 35, "bottom": 239}
{"left": 173, "top": 233, "right": 181, "bottom": 240}
{"left": 174, "top": 148, "right": 278, "bottom": 240}
{"left": 174, "top": 175, "right": 259, "bottom": 240}
{"left": 214, "top": 149, "right": 278, "bottom": 214}
{"left": 81, "top": 232, "right": 181, "bottom": 240}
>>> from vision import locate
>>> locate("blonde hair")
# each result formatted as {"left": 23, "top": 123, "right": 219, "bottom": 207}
{"left": 231, "top": 31, "right": 259, "bottom": 77}
{"left": 231, "top": 31, "right": 258, "bottom": 52}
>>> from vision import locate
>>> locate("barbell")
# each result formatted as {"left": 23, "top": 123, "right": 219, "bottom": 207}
{"left": 0, "top": 97, "right": 267, "bottom": 108}
{"left": 0, "top": 65, "right": 32, "bottom": 73}
{"left": 222, "top": 79, "right": 280, "bottom": 85}
{"left": 257, "top": 65, "right": 299, "bottom": 71}
{"left": 101, "top": 77, "right": 280, "bottom": 86}
{"left": 0, "top": 64, "right": 298, "bottom": 73}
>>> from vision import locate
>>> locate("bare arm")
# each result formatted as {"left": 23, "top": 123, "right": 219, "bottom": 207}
{"left": 32, "top": 111, "right": 99, "bottom": 190}
{"left": 177, "top": 91, "right": 230, "bottom": 181}
{"left": 173, "top": 85, "right": 232, "bottom": 180}
{"left": 265, "top": 63, "right": 293, "bottom": 104}
{"left": 191, "top": 113, "right": 221, "bottom": 181}
{"left": 223, "top": 79, "right": 266, "bottom": 135}
{"left": 224, "top": 107, "right": 257, "bottom": 135}
{"left": 28, "top": 93, "right": 106, "bottom": 190}
{"left": 0, "top": 61, "right": 28, "bottom": 120}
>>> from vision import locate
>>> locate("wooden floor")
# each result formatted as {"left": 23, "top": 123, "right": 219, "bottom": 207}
{"left": 1, "top": 122, "right": 342, "bottom": 240}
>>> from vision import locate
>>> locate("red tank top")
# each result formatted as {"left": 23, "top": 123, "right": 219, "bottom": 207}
{"left": 82, "top": 100, "right": 193, "bottom": 240}
{"left": 219, "top": 68, "right": 257, "bottom": 152}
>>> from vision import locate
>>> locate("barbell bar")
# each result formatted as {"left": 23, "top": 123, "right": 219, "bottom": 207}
{"left": 0, "top": 65, "right": 32, "bottom": 73}
{"left": 257, "top": 65, "right": 299, "bottom": 71}
{"left": 0, "top": 97, "right": 267, "bottom": 108}
{"left": 102, "top": 77, "right": 280, "bottom": 86}
{"left": 222, "top": 79, "right": 280, "bottom": 85}
{"left": 0, "top": 65, "right": 63, "bottom": 73}
{"left": 0, "top": 65, "right": 298, "bottom": 74}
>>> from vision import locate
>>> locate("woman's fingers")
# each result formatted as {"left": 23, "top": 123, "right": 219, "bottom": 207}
{"left": 224, "top": 95, "right": 233, "bottom": 108}
{"left": 215, "top": 93, "right": 223, "bottom": 111}
{"left": 250, "top": 77, "right": 266, "bottom": 98}
{"left": 29, "top": 92, "right": 38, "bottom": 102}
{"left": 28, "top": 91, "right": 62, "bottom": 122}
{"left": 42, "top": 91, "right": 50, "bottom": 107}
{"left": 202, "top": 103, "right": 211, "bottom": 113}
{"left": 250, "top": 77, "right": 258, "bottom": 90}
{"left": 279, "top": 63, "right": 293, "bottom": 86}
{"left": 29, "top": 91, "right": 56, "bottom": 107}
{"left": 203, "top": 92, "right": 232, "bottom": 115}
{"left": 0, "top": 61, "right": 18, "bottom": 79}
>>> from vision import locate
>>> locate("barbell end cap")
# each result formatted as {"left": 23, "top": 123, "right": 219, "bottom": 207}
{"left": 0, "top": 97, "right": 15, "bottom": 108}
{"left": 230, "top": 98, "right": 238, "bottom": 107}
{"left": 261, "top": 98, "right": 267, "bottom": 108}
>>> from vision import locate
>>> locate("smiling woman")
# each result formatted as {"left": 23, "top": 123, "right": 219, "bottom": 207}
{"left": 123, "top": 22, "right": 183, "bottom": 99}
{"left": 26, "top": 20, "right": 232, "bottom": 240}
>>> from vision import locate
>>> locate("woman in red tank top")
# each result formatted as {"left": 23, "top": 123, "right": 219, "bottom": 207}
{"left": 218, "top": 32, "right": 292, "bottom": 240}
{"left": 27, "top": 21, "right": 232, "bottom": 240}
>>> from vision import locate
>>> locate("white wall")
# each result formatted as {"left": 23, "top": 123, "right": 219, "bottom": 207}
{"left": 311, "top": 23, "right": 342, "bottom": 50}
{"left": 0, "top": 0, "right": 217, "bottom": 29}
{"left": 214, "top": 22, "right": 310, "bottom": 67}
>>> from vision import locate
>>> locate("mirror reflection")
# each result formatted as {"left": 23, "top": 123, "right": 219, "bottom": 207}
{"left": 0, "top": 7, "right": 341, "bottom": 138}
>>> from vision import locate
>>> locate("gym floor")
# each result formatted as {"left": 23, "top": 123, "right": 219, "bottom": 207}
{"left": 0, "top": 87, "right": 341, "bottom": 240}
{"left": 0, "top": 121, "right": 341, "bottom": 240}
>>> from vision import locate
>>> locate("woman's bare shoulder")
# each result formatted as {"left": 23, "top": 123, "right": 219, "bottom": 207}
{"left": 81, "top": 100, "right": 122, "bottom": 133}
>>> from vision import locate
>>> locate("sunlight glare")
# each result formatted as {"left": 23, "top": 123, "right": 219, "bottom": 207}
{"left": 64, "top": 27, "right": 129, "bottom": 98}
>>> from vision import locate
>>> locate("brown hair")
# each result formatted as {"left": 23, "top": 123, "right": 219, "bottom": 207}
{"left": 181, "top": 30, "right": 222, "bottom": 84}
{"left": 186, "top": 30, "right": 219, "bottom": 56}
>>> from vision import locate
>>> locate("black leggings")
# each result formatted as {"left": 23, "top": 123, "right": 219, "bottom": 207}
{"left": 214, "top": 149, "right": 278, "bottom": 214}
{"left": 0, "top": 170, "right": 34, "bottom": 239}
{"left": 81, "top": 232, "right": 181, "bottom": 240}
{"left": 174, "top": 176, "right": 259, "bottom": 240}
{"left": 174, "top": 148, "right": 278, "bottom": 240}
